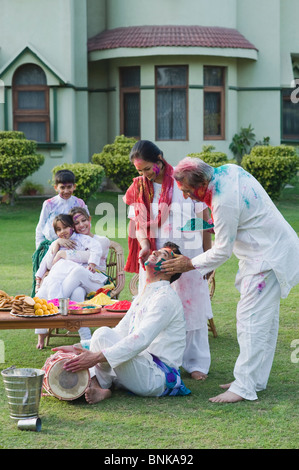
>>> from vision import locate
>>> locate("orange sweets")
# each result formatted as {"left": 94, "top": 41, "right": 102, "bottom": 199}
{"left": 33, "top": 297, "right": 59, "bottom": 316}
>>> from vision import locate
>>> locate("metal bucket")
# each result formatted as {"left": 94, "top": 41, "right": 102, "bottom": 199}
{"left": 1, "top": 367, "right": 45, "bottom": 420}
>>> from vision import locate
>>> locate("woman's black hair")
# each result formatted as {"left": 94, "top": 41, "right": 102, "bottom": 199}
{"left": 130, "top": 140, "right": 164, "bottom": 165}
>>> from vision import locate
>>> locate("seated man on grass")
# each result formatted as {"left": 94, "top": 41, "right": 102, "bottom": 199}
{"left": 52, "top": 242, "right": 191, "bottom": 403}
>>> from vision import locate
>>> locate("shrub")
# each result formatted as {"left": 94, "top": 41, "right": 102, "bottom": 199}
{"left": 0, "top": 131, "right": 26, "bottom": 140}
{"left": 92, "top": 135, "right": 138, "bottom": 191}
{"left": 51, "top": 162, "right": 105, "bottom": 202}
{"left": 229, "top": 124, "right": 257, "bottom": 164}
{"left": 0, "top": 132, "right": 44, "bottom": 205}
{"left": 242, "top": 145, "right": 299, "bottom": 200}
{"left": 188, "top": 145, "right": 229, "bottom": 167}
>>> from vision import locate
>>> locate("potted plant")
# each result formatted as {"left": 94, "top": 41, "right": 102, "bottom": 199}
{"left": 21, "top": 181, "right": 44, "bottom": 196}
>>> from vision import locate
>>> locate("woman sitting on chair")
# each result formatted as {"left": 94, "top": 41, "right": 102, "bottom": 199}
{"left": 35, "top": 208, "right": 110, "bottom": 349}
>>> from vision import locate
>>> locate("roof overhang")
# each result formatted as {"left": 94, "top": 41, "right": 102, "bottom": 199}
{"left": 89, "top": 45, "right": 258, "bottom": 62}
{"left": 88, "top": 25, "right": 258, "bottom": 62}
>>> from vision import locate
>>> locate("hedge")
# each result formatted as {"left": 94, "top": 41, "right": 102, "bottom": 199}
{"left": 0, "top": 132, "right": 44, "bottom": 205}
{"left": 92, "top": 135, "right": 138, "bottom": 191}
{"left": 242, "top": 145, "right": 299, "bottom": 200}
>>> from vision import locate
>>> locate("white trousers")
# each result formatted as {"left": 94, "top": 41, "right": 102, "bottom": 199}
{"left": 35, "top": 286, "right": 91, "bottom": 340}
{"left": 90, "top": 327, "right": 166, "bottom": 397}
{"left": 62, "top": 265, "right": 107, "bottom": 299}
{"left": 182, "top": 325, "right": 211, "bottom": 375}
{"left": 229, "top": 269, "right": 281, "bottom": 400}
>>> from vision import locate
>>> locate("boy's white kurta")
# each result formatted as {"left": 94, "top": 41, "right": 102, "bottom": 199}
{"left": 191, "top": 164, "right": 299, "bottom": 400}
{"left": 90, "top": 280, "right": 186, "bottom": 397}
{"left": 35, "top": 194, "right": 89, "bottom": 248}
{"left": 128, "top": 181, "right": 213, "bottom": 374}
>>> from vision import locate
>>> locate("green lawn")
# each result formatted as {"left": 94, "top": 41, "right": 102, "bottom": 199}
{"left": 0, "top": 186, "right": 298, "bottom": 450}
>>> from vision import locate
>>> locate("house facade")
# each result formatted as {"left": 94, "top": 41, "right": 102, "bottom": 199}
{"left": 0, "top": 0, "right": 298, "bottom": 191}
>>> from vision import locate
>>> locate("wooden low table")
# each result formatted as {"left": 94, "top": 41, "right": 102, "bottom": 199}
{"left": 0, "top": 309, "right": 126, "bottom": 331}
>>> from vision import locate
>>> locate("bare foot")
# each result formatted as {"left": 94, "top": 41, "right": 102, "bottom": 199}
{"left": 219, "top": 382, "right": 232, "bottom": 389}
{"left": 209, "top": 391, "right": 244, "bottom": 403}
{"left": 191, "top": 371, "right": 207, "bottom": 381}
{"left": 36, "top": 334, "right": 47, "bottom": 350}
{"left": 85, "top": 377, "right": 111, "bottom": 404}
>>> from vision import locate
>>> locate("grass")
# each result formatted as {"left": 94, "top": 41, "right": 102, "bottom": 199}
{"left": 0, "top": 185, "right": 298, "bottom": 450}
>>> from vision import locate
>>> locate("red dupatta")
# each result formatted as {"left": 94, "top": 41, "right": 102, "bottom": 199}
{"left": 123, "top": 161, "right": 174, "bottom": 273}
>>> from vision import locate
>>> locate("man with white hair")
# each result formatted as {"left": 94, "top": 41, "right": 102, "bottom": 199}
{"left": 162, "top": 157, "right": 299, "bottom": 403}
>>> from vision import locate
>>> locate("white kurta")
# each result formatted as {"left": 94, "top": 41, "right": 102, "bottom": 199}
{"left": 129, "top": 182, "right": 213, "bottom": 331}
{"left": 90, "top": 280, "right": 186, "bottom": 396}
{"left": 61, "top": 235, "right": 111, "bottom": 298}
{"left": 191, "top": 164, "right": 299, "bottom": 297}
{"left": 35, "top": 194, "right": 89, "bottom": 249}
{"left": 36, "top": 232, "right": 103, "bottom": 299}
{"left": 191, "top": 164, "right": 299, "bottom": 399}
{"left": 35, "top": 233, "right": 108, "bottom": 339}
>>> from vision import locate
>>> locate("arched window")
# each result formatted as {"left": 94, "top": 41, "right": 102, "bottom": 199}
{"left": 13, "top": 64, "right": 50, "bottom": 142}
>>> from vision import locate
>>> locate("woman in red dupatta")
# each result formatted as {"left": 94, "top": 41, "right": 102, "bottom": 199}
{"left": 123, "top": 140, "right": 213, "bottom": 383}
{"left": 123, "top": 140, "right": 174, "bottom": 273}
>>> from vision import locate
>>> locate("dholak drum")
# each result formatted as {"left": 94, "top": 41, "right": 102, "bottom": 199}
{"left": 42, "top": 352, "right": 90, "bottom": 401}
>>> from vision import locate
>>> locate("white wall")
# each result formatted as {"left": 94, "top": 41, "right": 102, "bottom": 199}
{"left": 0, "top": 0, "right": 90, "bottom": 192}
{"left": 106, "top": 0, "right": 237, "bottom": 29}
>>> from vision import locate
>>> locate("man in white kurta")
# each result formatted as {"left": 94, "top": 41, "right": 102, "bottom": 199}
{"left": 162, "top": 159, "right": 299, "bottom": 402}
{"left": 52, "top": 246, "right": 190, "bottom": 402}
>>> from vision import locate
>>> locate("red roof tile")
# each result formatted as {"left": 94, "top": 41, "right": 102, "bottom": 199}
{"left": 88, "top": 25, "right": 257, "bottom": 52}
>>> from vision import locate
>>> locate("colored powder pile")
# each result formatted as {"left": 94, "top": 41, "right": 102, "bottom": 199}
{"left": 107, "top": 300, "right": 132, "bottom": 310}
{"left": 49, "top": 298, "right": 81, "bottom": 310}
{"left": 82, "top": 292, "right": 116, "bottom": 306}
{"left": 180, "top": 218, "right": 214, "bottom": 232}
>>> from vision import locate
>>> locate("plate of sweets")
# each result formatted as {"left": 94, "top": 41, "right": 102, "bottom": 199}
{"left": 0, "top": 290, "right": 14, "bottom": 311}
{"left": 10, "top": 295, "right": 59, "bottom": 317}
{"left": 105, "top": 300, "right": 132, "bottom": 313}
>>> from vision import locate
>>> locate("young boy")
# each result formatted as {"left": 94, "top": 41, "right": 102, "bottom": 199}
{"left": 35, "top": 169, "right": 89, "bottom": 249}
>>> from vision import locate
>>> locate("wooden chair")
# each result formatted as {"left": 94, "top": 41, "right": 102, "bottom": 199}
{"left": 45, "top": 241, "right": 126, "bottom": 346}
{"left": 129, "top": 270, "right": 218, "bottom": 338}
{"left": 207, "top": 271, "right": 217, "bottom": 338}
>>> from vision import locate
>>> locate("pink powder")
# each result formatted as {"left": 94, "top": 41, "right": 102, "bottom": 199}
{"left": 152, "top": 163, "right": 160, "bottom": 175}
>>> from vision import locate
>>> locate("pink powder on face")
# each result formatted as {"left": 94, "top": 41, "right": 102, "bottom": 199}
{"left": 152, "top": 163, "right": 160, "bottom": 175}
{"left": 73, "top": 214, "right": 81, "bottom": 220}
{"left": 133, "top": 158, "right": 145, "bottom": 171}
